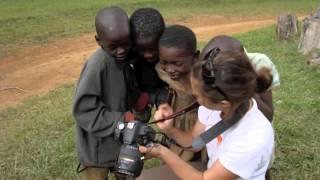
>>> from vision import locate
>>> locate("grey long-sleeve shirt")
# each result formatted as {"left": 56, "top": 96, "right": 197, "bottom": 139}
{"left": 73, "top": 48, "right": 133, "bottom": 167}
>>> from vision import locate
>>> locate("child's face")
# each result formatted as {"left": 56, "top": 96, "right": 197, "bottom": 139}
{"left": 97, "top": 31, "right": 131, "bottom": 62}
{"left": 134, "top": 37, "right": 158, "bottom": 63}
{"left": 159, "top": 47, "right": 194, "bottom": 81}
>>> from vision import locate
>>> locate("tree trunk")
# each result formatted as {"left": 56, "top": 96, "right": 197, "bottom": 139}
{"left": 307, "top": 57, "right": 320, "bottom": 66}
{"left": 307, "top": 51, "right": 320, "bottom": 66}
{"left": 276, "top": 13, "right": 299, "bottom": 40}
{"left": 299, "top": 8, "right": 320, "bottom": 55}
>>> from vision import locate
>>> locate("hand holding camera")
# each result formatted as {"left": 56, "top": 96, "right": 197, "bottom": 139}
{"left": 113, "top": 120, "right": 155, "bottom": 178}
{"left": 138, "top": 143, "right": 166, "bottom": 158}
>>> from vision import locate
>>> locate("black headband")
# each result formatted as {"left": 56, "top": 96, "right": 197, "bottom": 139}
{"left": 201, "top": 48, "right": 229, "bottom": 100}
{"left": 202, "top": 48, "right": 220, "bottom": 84}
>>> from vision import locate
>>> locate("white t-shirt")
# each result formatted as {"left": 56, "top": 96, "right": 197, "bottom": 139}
{"left": 198, "top": 99, "right": 274, "bottom": 180}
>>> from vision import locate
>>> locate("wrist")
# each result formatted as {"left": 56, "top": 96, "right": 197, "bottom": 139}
{"left": 157, "top": 144, "right": 169, "bottom": 158}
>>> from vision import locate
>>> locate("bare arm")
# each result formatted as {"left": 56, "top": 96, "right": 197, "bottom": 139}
{"left": 166, "top": 120, "right": 206, "bottom": 148}
{"left": 154, "top": 104, "right": 206, "bottom": 148}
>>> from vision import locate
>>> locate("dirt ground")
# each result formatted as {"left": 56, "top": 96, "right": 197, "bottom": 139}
{"left": 0, "top": 16, "right": 285, "bottom": 111}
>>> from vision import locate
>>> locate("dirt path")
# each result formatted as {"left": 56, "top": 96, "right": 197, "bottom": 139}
{"left": 0, "top": 16, "right": 287, "bottom": 111}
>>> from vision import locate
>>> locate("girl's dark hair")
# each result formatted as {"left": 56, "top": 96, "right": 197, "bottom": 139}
{"left": 192, "top": 50, "right": 271, "bottom": 104}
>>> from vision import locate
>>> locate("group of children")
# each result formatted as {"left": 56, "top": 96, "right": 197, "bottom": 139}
{"left": 72, "top": 6, "right": 279, "bottom": 180}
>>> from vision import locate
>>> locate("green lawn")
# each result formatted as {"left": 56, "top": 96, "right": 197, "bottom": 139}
{"left": 1, "top": 25, "right": 319, "bottom": 179}
{"left": 0, "top": 0, "right": 318, "bottom": 50}
{"left": 236, "top": 28, "right": 320, "bottom": 179}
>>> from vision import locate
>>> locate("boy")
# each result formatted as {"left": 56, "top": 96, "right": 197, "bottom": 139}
{"left": 155, "top": 25, "right": 207, "bottom": 164}
{"left": 73, "top": 7, "right": 137, "bottom": 180}
{"left": 129, "top": 8, "right": 168, "bottom": 121}
{"left": 200, "top": 35, "right": 280, "bottom": 121}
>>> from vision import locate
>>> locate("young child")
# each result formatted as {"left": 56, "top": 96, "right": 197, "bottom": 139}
{"left": 200, "top": 35, "right": 280, "bottom": 121}
{"left": 73, "top": 6, "right": 137, "bottom": 180}
{"left": 155, "top": 25, "right": 207, "bottom": 164}
{"left": 129, "top": 8, "right": 168, "bottom": 121}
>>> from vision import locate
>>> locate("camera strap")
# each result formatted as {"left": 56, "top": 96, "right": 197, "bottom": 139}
{"left": 191, "top": 100, "right": 250, "bottom": 150}
{"left": 148, "top": 101, "right": 199, "bottom": 124}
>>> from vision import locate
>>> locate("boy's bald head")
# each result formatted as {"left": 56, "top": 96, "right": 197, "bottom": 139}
{"left": 95, "top": 6, "right": 131, "bottom": 61}
{"left": 200, "top": 35, "right": 244, "bottom": 60}
{"left": 95, "top": 6, "right": 129, "bottom": 41}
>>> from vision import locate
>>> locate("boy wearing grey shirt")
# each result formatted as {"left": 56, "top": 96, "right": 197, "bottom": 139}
{"left": 73, "top": 6, "right": 137, "bottom": 180}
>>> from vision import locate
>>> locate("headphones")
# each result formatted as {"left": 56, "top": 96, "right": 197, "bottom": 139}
{"left": 201, "top": 47, "right": 229, "bottom": 100}
{"left": 202, "top": 47, "right": 220, "bottom": 84}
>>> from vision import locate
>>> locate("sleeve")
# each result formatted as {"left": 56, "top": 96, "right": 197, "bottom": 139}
{"left": 72, "top": 61, "right": 125, "bottom": 138}
{"left": 218, "top": 139, "right": 268, "bottom": 179}
{"left": 247, "top": 53, "right": 280, "bottom": 89}
{"left": 198, "top": 106, "right": 209, "bottom": 125}
{"left": 270, "top": 62, "right": 280, "bottom": 89}
{"left": 198, "top": 106, "right": 218, "bottom": 126}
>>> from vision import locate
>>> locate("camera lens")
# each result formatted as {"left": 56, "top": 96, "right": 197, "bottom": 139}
{"left": 114, "top": 144, "right": 144, "bottom": 177}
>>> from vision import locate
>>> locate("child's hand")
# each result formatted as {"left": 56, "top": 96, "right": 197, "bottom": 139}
{"left": 139, "top": 143, "right": 166, "bottom": 158}
{"left": 154, "top": 103, "right": 174, "bottom": 133}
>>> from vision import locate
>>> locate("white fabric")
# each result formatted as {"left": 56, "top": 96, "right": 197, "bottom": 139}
{"left": 246, "top": 52, "right": 280, "bottom": 90}
{"left": 198, "top": 99, "right": 274, "bottom": 180}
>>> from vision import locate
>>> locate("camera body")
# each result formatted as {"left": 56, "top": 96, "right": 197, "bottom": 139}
{"left": 114, "top": 120, "right": 156, "bottom": 178}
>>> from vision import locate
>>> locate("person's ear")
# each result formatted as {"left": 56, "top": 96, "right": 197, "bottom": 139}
{"left": 195, "top": 50, "right": 200, "bottom": 58}
{"left": 192, "top": 50, "right": 200, "bottom": 64}
{"left": 95, "top": 35, "right": 102, "bottom": 46}
{"left": 219, "top": 100, "right": 231, "bottom": 110}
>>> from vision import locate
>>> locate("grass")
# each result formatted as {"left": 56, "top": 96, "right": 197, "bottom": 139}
{"left": 0, "top": 0, "right": 318, "bottom": 51}
{"left": 1, "top": 25, "right": 320, "bottom": 179}
{"left": 0, "top": 85, "right": 160, "bottom": 179}
{"left": 0, "top": 86, "right": 77, "bottom": 179}
{"left": 236, "top": 27, "right": 320, "bottom": 179}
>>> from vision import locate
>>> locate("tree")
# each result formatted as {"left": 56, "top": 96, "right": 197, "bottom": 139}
{"left": 299, "top": 8, "right": 320, "bottom": 55}
{"left": 276, "top": 13, "right": 298, "bottom": 41}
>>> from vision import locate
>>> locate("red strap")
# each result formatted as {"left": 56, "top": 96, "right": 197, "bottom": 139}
{"left": 124, "top": 112, "right": 134, "bottom": 122}
{"left": 133, "top": 92, "right": 150, "bottom": 112}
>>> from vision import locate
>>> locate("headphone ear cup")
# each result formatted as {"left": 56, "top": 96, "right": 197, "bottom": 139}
{"left": 203, "top": 74, "right": 215, "bottom": 85}
{"left": 202, "top": 62, "right": 215, "bottom": 85}
{"left": 202, "top": 47, "right": 220, "bottom": 85}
